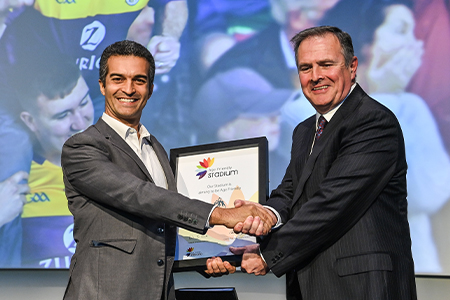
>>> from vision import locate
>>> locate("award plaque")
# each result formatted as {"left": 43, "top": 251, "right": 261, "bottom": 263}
{"left": 170, "top": 137, "right": 268, "bottom": 271}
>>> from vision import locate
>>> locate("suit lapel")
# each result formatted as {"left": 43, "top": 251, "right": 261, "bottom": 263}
{"left": 290, "top": 84, "right": 366, "bottom": 210}
{"left": 94, "top": 118, "right": 154, "bottom": 182}
{"left": 291, "top": 121, "right": 315, "bottom": 206}
{"left": 293, "top": 117, "right": 316, "bottom": 176}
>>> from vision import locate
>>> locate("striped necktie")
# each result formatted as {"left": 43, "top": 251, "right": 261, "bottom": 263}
{"left": 315, "top": 115, "right": 327, "bottom": 141}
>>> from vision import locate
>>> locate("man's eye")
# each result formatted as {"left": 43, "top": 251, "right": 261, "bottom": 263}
{"left": 55, "top": 113, "right": 68, "bottom": 120}
{"left": 80, "top": 98, "right": 88, "bottom": 107}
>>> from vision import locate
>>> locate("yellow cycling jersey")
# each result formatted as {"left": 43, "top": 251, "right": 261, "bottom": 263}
{"left": 34, "top": 0, "right": 149, "bottom": 20}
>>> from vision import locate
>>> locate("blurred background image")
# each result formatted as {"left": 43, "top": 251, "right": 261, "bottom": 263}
{"left": 0, "top": 0, "right": 449, "bottom": 276}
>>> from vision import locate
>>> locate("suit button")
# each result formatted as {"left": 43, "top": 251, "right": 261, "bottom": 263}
{"left": 193, "top": 219, "right": 198, "bottom": 225}
{"left": 177, "top": 214, "right": 183, "bottom": 220}
{"left": 183, "top": 216, "right": 188, "bottom": 221}
{"left": 157, "top": 227, "right": 164, "bottom": 234}
{"left": 157, "top": 259, "right": 164, "bottom": 266}
{"left": 188, "top": 217, "right": 193, "bottom": 224}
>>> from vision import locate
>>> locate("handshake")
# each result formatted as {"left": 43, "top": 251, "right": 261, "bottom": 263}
{"left": 206, "top": 199, "right": 276, "bottom": 277}
{"left": 209, "top": 199, "right": 277, "bottom": 236}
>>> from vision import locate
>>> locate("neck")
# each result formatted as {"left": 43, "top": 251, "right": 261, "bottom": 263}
{"left": 104, "top": 111, "right": 141, "bottom": 132}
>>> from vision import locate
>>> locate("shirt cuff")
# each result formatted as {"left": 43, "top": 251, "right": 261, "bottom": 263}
{"left": 263, "top": 205, "right": 283, "bottom": 229}
{"left": 259, "top": 247, "right": 267, "bottom": 263}
{"left": 205, "top": 204, "right": 219, "bottom": 229}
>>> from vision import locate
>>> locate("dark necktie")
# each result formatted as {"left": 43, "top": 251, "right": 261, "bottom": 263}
{"left": 315, "top": 115, "right": 327, "bottom": 141}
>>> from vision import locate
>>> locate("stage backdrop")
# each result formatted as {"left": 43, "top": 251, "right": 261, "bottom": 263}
{"left": 0, "top": 0, "right": 449, "bottom": 276}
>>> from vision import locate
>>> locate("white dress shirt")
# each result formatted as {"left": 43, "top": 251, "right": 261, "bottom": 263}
{"left": 102, "top": 113, "right": 168, "bottom": 189}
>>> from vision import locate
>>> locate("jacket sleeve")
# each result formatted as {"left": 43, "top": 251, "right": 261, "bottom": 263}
{"left": 61, "top": 130, "right": 213, "bottom": 234}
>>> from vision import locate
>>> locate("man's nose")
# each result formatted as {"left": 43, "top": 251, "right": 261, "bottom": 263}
{"left": 70, "top": 111, "right": 88, "bottom": 132}
{"left": 122, "top": 80, "right": 135, "bottom": 95}
{"left": 311, "top": 66, "right": 323, "bottom": 83}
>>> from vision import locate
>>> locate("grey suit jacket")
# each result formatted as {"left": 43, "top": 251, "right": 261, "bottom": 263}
{"left": 261, "top": 85, "right": 417, "bottom": 299}
{"left": 61, "top": 118, "right": 213, "bottom": 300}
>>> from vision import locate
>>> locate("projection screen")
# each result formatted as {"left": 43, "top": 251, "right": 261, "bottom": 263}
{"left": 0, "top": 0, "right": 449, "bottom": 276}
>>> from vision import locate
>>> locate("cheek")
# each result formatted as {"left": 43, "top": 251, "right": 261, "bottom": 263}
{"left": 50, "top": 120, "right": 73, "bottom": 137}
{"left": 299, "top": 74, "right": 310, "bottom": 89}
{"left": 83, "top": 103, "right": 95, "bottom": 122}
{"left": 35, "top": 120, "right": 69, "bottom": 141}
{"left": 330, "top": 69, "right": 348, "bottom": 84}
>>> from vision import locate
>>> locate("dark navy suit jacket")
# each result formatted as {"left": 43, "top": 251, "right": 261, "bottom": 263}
{"left": 261, "top": 85, "right": 417, "bottom": 300}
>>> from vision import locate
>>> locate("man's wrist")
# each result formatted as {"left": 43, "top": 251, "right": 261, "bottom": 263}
{"left": 263, "top": 206, "right": 282, "bottom": 228}
{"left": 206, "top": 204, "right": 220, "bottom": 228}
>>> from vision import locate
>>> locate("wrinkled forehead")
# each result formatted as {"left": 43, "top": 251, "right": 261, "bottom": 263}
{"left": 298, "top": 33, "right": 343, "bottom": 56}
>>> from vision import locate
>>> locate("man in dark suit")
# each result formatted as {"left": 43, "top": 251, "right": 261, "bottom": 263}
{"left": 61, "top": 40, "right": 274, "bottom": 300}
{"left": 206, "top": 26, "right": 417, "bottom": 299}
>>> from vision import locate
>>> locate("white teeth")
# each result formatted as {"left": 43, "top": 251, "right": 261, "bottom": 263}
{"left": 313, "top": 86, "right": 328, "bottom": 90}
{"left": 118, "top": 98, "right": 136, "bottom": 102}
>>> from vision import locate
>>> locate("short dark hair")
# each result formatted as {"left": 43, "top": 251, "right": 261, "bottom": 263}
{"left": 16, "top": 52, "right": 81, "bottom": 112}
{"left": 99, "top": 40, "right": 155, "bottom": 87}
{"left": 290, "top": 26, "right": 355, "bottom": 69}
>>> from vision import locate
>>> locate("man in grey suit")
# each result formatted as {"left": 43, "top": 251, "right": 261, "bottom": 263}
{"left": 207, "top": 26, "right": 417, "bottom": 299}
{"left": 61, "top": 40, "right": 274, "bottom": 300}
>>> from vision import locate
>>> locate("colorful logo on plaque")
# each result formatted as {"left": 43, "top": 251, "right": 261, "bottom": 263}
{"left": 196, "top": 157, "right": 215, "bottom": 179}
{"left": 185, "top": 247, "right": 194, "bottom": 256}
{"left": 184, "top": 247, "right": 203, "bottom": 257}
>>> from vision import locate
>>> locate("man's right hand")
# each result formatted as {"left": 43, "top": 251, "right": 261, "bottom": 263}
{"left": 230, "top": 244, "right": 269, "bottom": 276}
{"left": 209, "top": 199, "right": 277, "bottom": 236}
{"left": 232, "top": 200, "right": 277, "bottom": 235}
{"left": 0, "top": 171, "right": 29, "bottom": 228}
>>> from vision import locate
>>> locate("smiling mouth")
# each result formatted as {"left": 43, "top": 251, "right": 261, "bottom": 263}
{"left": 118, "top": 98, "right": 138, "bottom": 103}
{"left": 313, "top": 85, "right": 329, "bottom": 91}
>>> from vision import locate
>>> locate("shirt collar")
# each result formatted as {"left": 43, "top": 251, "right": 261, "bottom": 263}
{"left": 316, "top": 83, "right": 356, "bottom": 123}
{"left": 101, "top": 113, "right": 151, "bottom": 141}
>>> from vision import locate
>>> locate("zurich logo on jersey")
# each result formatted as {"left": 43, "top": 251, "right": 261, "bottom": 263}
{"left": 80, "top": 21, "right": 106, "bottom": 51}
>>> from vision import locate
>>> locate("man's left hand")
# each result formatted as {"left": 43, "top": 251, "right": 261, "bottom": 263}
{"left": 205, "top": 256, "right": 237, "bottom": 277}
{"left": 230, "top": 244, "right": 269, "bottom": 276}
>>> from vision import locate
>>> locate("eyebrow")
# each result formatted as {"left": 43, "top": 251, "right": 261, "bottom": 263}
{"left": 317, "top": 59, "right": 336, "bottom": 64}
{"left": 301, "top": 58, "right": 335, "bottom": 64}
{"left": 109, "top": 73, "right": 148, "bottom": 80}
{"left": 78, "top": 91, "right": 90, "bottom": 104}
{"left": 298, "top": 59, "right": 336, "bottom": 67}
{"left": 51, "top": 91, "right": 90, "bottom": 119}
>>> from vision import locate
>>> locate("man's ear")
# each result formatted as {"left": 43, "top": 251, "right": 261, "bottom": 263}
{"left": 99, "top": 79, "right": 106, "bottom": 96}
{"left": 20, "top": 111, "right": 37, "bottom": 133}
{"left": 350, "top": 56, "right": 358, "bottom": 73}
{"left": 148, "top": 83, "right": 154, "bottom": 99}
